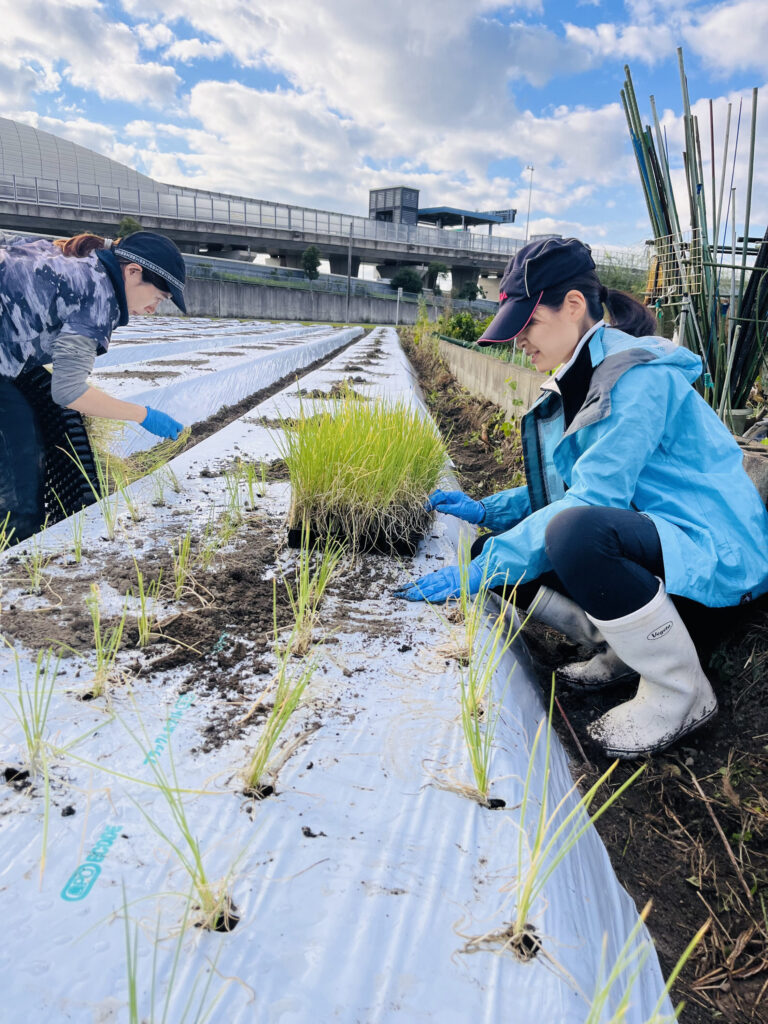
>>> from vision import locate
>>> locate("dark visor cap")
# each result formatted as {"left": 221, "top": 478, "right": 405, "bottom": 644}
{"left": 113, "top": 231, "right": 187, "bottom": 314}
{"left": 477, "top": 236, "right": 595, "bottom": 345}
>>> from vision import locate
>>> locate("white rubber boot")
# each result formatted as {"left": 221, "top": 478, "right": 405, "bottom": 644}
{"left": 529, "top": 587, "right": 637, "bottom": 690}
{"left": 585, "top": 584, "right": 718, "bottom": 758}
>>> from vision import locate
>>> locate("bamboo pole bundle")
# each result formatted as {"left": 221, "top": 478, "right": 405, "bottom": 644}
{"left": 621, "top": 49, "right": 766, "bottom": 425}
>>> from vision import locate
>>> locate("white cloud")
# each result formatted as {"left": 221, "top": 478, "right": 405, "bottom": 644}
{"left": 684, "top": 1, "right": 768, "bottom": 74}
{"left": 165, "top": 39, "right": 228, "bottom": 63}
{"left": 136, "top": 21, "right": 175, "bottom": 50}
{"left": 0, "top": 0, "right": 179, "bottom": 107}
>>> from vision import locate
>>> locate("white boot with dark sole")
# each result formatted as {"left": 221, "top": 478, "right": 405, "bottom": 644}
{"left": 585, "top": 584, "right": 718, "bottom": 759}
{"left": 530, "top": 587, "right": 637, "bottom": 690}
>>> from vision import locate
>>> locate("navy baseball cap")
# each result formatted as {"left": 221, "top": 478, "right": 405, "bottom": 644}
{"left": 113, "top": 232, "right": 187, "bottom": 313}
{"left": 478, "top": 236, "right": 595, "bottom": 345}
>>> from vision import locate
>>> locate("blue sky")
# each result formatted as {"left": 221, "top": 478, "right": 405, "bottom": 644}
{"left": 1, "top": 0, "right": 766, "bottom": 248}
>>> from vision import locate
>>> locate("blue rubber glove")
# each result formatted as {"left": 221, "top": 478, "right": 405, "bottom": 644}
{"left": 427, "top": 489, "right": 485, "bottom": 524}
{"left": 141, "top": 406, "right": 184, "bottom": 440}
{"left": 393, "top": 561, "right": 484, "bottom": 603}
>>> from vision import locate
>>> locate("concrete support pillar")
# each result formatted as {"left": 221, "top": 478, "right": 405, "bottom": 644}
{"left": 278, "top": 254, "right": 304, "bottom": 270}
{"left": 329, "top": 254, "right": 360, "bottom": 277}
{"left": 376, "top": 262, "right": 426, "bottom": 281}
{"left": 450, "top": 266, "right": 480, "bottom": 298}
{"left": 479, "top": 274, "right": 501, "bottom": 302}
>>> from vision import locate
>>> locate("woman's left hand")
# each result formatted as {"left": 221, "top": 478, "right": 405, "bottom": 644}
{"left": 393, "top": 562, "right": 484, "bottom": 603}
{"left": 141, "top": 406, "right": 184, "bottom": 439}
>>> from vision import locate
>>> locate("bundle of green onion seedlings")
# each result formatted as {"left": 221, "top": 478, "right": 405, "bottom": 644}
{"left": 278, "top": 391, "right": 447, "bottom": 552}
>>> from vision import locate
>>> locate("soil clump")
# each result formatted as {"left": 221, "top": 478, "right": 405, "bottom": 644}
{"left": 399, "top": 326, "right": 768, "bottom": 1024}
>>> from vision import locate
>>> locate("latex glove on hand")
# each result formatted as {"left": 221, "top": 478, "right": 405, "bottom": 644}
{"left": 141, "top": 406, "right": 184, "bottom": 440}
{"left": 393, "top": 560, "right": 484, "bottom": 603}
{"left": 427, "top": 489, "right": 485, "bottom": 524}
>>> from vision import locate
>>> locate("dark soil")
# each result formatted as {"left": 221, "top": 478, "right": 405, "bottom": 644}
{"left": 399, "top": 327, "right": 768, "bottom": 1024}
{"left": 0, "top": 515, "right": 296, "bottom": 749}
{"left": 104, "top": 369, "right": 182, "bottom": 379}
{"left": 399, "top": 328, "right": 525, "bottom": 498}
{"left": 182, "top": 329, "right": 368, "bottom": 449}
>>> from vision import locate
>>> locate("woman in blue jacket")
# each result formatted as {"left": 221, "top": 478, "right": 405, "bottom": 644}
{"left": 0, "top": 230, "right": 187, "bottom": 542}
{"left": 395, "top": 237, "right": 768, "bottom": 759}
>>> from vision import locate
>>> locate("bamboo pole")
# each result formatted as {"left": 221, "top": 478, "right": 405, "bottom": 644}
{"left": 737, "top": 88, "right": 758, "bottom": 314}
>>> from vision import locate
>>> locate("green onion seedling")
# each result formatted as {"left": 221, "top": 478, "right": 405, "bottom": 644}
{"left": 86, "top": 584, "right": 129, "bottom": 699}
{"left": 583, "top": 901, "right": 709, "bottom": 1024}
{"left": 122, "top": 884, "right": 231, "bottom": 1023}
{"left": 503, "top": 679, "right": 645, "bottom": 960}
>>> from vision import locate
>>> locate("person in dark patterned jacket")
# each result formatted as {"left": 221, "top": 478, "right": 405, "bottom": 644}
{"left": 0, "top": 230, "right": 187, "bottom": 543}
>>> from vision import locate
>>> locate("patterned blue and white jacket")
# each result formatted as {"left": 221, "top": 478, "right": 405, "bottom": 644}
{"left": 0, "top": 233, "right": 128, "bottom": 379}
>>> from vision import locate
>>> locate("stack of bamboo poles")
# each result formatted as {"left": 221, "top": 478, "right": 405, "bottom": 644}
{"left": 622, "top": 48, "right": 767, "bottom": 424}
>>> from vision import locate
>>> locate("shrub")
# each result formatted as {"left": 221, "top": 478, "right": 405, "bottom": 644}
{"left": 389, "top": 267, "right": 423, "bottom": 294}
{"left": 117, "top": 215, "right": 143, "bottom": 237}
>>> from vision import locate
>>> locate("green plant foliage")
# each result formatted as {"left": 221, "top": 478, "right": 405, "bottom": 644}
{"left": 455, "top": 280, "right": 484, "bottom": 301}
{"left": 277, "top": 389, "right": 447, "bottom": 552}
{"left": 301, "top": 245, "right": 322, "bottom": 281}
{"left": 117, "top": 215, "right": 143, "bottom": 237}
{"left": 389, "top": 267, "right": 424, "bottom": 294}
{"left": 427, "top": 262, "right": 449, "bottom": 291}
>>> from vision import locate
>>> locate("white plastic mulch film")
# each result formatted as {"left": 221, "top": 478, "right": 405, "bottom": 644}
{"left": 0, "top": 322, "right": 674, "bottom": 1023}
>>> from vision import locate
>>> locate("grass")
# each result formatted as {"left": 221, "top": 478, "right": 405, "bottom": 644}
{"left": 281, "top": 522, "right": 344, "bottom": 656}
{"left": 86, "top": 584, "right": 129, "bottom": 698}
{"left": 278, "top": 389, "right": 447, "bottom": 552}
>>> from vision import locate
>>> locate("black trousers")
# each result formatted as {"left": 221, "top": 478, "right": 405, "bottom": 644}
{"left": 472, "top": 505, "right": 742, "bottom": 652}
{"left": 0, "top": 376, "right": 46, "bottom": 543}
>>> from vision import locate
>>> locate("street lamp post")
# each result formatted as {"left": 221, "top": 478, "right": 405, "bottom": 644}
{"left": 524, "top": 165, "right": 534, "bottom": 244}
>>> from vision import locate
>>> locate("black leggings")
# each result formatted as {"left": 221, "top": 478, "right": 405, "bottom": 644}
{"left": 0, "top": 376, "right": 45, "bottom": 543}
{"left": 472, "top": 505, "right": 741, "bottom": 650}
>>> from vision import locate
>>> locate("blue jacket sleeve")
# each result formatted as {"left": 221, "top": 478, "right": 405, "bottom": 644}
{"left": 473, "top": 367, "right": 676, "bottom": 586}
{"left": 480, "top": 485, "right": 532, "bottom": 532}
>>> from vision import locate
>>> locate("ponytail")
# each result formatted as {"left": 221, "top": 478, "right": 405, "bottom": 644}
{"left": 53, "top": 233, "right": 121, "bottom": 258}
{"left": 538, "top": 270, "right": 657, "bottom": 338}
{"left": 602, "top": 288, "right": 656, "bottom": 337}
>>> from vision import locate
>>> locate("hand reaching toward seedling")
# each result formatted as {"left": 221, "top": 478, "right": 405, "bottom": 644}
{"left": 393, "top": 561, "right": 484, "bottom": 603}
{"left": 427, "top": 489, "right": 486, "bottom": 524}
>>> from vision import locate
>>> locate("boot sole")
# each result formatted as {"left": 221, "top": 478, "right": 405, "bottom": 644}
{"left": 557, "top": 668, "right": 639, "bottom": 692}
{"left": 597, "top": 702, "right": 719, "bottom": 760}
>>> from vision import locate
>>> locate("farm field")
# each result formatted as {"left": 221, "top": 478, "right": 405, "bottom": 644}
{"left": 0, "top": 318, "right": 675, "bottom": 1022}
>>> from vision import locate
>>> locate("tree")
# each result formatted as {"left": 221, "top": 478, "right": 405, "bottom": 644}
{"left": 116, "top": 215, "right": 142, "bottom": 238}
{"left": 389, "top": 267, "right": 423, "bottom": 294}
{"left": 301, "top": 245, "right": 322, "bottom": 281}
{"left": 456, "top": 280, "right": 484, "bottom": 302}
{"left": 426, "top": 261, "right": 449, "bottom": 291}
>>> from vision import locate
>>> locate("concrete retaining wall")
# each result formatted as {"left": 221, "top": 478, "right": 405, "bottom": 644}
{"left": 161, "top": 276, "right": 444, "bottom": 325}
{"left": 437, "top": 337, "right": 547, "bottom": 418}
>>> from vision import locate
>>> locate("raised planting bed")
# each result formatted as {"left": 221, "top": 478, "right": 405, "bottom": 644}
{"left": 0, "top": 321, "right": 674, "bottom": 1021}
